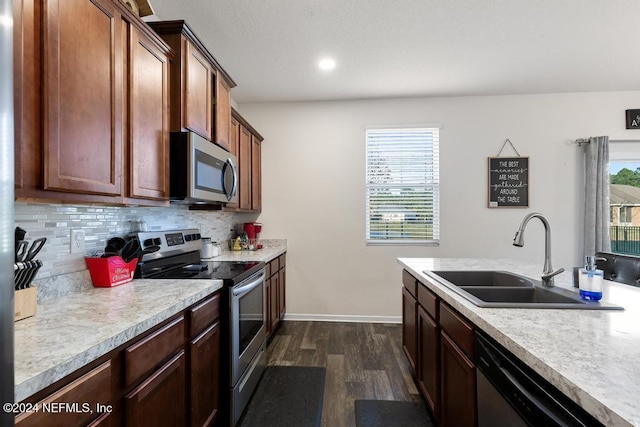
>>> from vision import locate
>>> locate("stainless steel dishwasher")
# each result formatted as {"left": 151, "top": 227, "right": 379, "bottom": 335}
{"left": 475, "top": 331, "right": 604, "bottom": 427}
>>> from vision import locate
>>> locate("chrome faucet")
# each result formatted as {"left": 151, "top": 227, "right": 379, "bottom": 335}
{"left": 513, "top": 213, "right": 565, "bottom": 286}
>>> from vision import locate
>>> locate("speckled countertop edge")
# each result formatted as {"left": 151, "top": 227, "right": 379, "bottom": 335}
{"left": 398, "top": 257, "right": 640, "bottom": 427}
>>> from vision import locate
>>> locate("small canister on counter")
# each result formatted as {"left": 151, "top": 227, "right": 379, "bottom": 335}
{"left": 201, "top": 237, "right": 221, "bottom": 259}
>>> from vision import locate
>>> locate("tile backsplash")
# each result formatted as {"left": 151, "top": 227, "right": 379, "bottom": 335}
{"left": 15, "top": 202, "right": 256, "bottom": 279}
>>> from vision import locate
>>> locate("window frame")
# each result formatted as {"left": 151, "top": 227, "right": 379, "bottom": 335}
{"left": 364, "top": 125, "right": 441, "bottom": 246}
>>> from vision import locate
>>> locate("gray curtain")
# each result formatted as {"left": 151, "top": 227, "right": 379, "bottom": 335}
{"left": 584, "top": 136, "right": 611, "bottom": 256}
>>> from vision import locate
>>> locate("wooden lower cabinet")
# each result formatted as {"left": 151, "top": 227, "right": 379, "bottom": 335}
{"left": 266, "top": 253, "right": 287, "bottom": 340}
{"left": 269, "top": 272, "right": 280, "bottom": 333}
{"left": 15, "top": 361, "right": 112, "bottom": 427}
{"left": 278, "top": 266, "right": 286, "bottom": 318}
{"left": 440, "top": 332, "right": 476, "bottom": 427}
{"left": 402, "top": 270, "right": 477, "bottom": 427}
{"left": 189, "top": 321, "right": 221, "bottom": 427}
{"left": 402, "top": 286, "right": 418, "bottom": 373}
{"left": 418, "top": 305, "right": 440, "bottom": 423}
{"left": 16, "top": 292, "right": 222, "bottom": 426}
{"left": 125, "top": 350, "right": 187, "bottom": 427}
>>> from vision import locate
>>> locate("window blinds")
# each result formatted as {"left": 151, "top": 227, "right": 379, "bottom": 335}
{"left": 365, "top": 127, "right": 440, "bottom": 244}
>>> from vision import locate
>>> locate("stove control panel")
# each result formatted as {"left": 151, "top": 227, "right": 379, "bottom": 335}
{"left": 134, "top": 229, "right": 203, "bottom": 260}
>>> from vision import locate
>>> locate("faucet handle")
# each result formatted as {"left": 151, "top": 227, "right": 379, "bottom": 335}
{"left": 541, "top": 268, "right": 565, "bottom": 286}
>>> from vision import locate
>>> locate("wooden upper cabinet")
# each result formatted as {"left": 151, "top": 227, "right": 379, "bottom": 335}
{"left": 128, "top": 26, "right": 170, "bottom": 201}
{"left": 149, "top": 21, "right": 237, "bottom": 152}
{"left": 14, "top": 0, "right": 171, "bottom": 205}
{"left": 214, "top": 75, "right": 231, "bottom": 151}
{"left": 184, "top": 39, "right": 213, "bottom": 140}
{"left": 43, "top": 0, "right": 123, "bottom": 196}
{"left": 251, "top": 135, "right": 262, "bottom": 212}
{"left": 239, "top": 124, "right": 252, "bottom": 210}
{"left": 225, "top": 116, "right": 240, "bottom": 209}
{"left": 226, "top": 108, "right": 263, "bottom": 213}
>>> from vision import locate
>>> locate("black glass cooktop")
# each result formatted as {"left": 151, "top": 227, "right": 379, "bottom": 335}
{"left": 150, "top": 260, "right": 264, "bottom": 285}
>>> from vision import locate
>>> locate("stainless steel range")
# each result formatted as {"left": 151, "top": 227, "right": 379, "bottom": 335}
{"left": 134, "top": 228, "right": 266, "bottom": 426}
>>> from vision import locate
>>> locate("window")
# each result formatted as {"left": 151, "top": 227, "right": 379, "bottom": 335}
{"left": 365, "top": 127, "right": 440, "bottom": 245}
{"left": 609, "top": 140, "right": 640, "bottom": 255}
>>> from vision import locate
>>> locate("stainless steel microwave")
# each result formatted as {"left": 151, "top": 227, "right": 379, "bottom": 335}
{"left": 170, "top": 132, "right": 237, "bottom": 204}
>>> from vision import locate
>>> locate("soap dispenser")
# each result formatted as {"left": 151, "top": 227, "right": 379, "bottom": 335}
{"left": 578, "top": 256, "right": 604, "bottom": 301}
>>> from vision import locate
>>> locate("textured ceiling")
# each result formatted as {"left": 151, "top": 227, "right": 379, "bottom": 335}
{"left": 146, "top": 0, "right": 640, "bottom": 103}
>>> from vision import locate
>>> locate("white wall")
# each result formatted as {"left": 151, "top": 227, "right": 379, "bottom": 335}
{"left": 239, "top": 91, "right": 640, "bottom": 320}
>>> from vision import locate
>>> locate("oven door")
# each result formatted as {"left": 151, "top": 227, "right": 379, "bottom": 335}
{"left": 230, "top": 269, "right": 266, "bottom": 385}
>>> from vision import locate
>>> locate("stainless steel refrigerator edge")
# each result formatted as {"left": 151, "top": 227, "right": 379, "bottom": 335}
{"left": 0, "top": 0, "right": 15, "bottom": 424}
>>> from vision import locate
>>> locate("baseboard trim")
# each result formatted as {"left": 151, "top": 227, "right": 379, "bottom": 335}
{"left": 282, "top": 313, "right": 402, "bottom": 324}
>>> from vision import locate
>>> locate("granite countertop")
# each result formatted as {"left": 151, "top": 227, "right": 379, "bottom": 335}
{"left": 14, "top": 278, "right": 224, "bottom": 402}
{"left": 15, "top": 240, "right": 288, "bottom": 402}
{"left": 398, "top": 258, "right": 640, "bottom": 427}
{"left": 211, "top": 241, "right": 287, "bottom": 263}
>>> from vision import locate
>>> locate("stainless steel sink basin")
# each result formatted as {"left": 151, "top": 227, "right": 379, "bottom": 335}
{"left": 424, "top": 270, "right": 624, "bottom": 310}
{"left": 431, "top": 270, "right": 535, "bottom": 287}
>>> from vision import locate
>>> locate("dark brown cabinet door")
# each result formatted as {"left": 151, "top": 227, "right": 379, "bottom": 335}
{"left": 402, "top": 286, "right": 418, "bottom": 373}
{"left": 184, "top": 39, "right": 212, "bottom": 140}
{"left": 440, "top": 332, "right": 476, "bottom": 427}
{"left": 189, "top": 322, "right": 221, "bottom": 427}
{"left": 214, "top": 75, "right": 231, "bottom": 151}
{"left": 129, "top": 25, "right": 170, "bottom": 201}
{"left": 418, "top": 306, "right": 440, "bottom": 422}
{"left": 125, "top": 350, "right": 187, "bottom": 427}
{"left": 251, "top": 135, "right": 262, "bottom": 212}
{"left": 265, "top": 276, "right": 272, "bottom": 338}
{"left": 226, "top": 116, "right": 240, "bottom": 209}
{"left": 278, "top": 267, "right": 286, "bottom": 319}
{"left": 238, "top": 125, "right": 252, "bottom": 210}
{"left": 270, "top": 271, "right": 280, "bottom": 333}
{"left": 43, "top": 0, "right": 123, "bottom": 196}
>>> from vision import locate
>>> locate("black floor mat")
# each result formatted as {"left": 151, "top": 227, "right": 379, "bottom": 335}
{"left": 355, "top": 399, "right": 434, "bottom": 427}
{"left": 238, "top": 366, "right": 326, "bottom": 427}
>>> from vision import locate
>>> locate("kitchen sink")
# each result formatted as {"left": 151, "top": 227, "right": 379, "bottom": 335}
{"left": 431, "top": 271, "right": 535, "bottom": 287}
{"left": 425, "top": 270, "right": 624, "bottom": 310}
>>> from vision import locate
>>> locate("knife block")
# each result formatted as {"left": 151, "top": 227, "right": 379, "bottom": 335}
{"left": 14, "top": 286, "right": 37, "bottom": 322}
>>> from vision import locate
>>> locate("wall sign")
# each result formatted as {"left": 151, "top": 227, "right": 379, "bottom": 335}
{"left": 488, "top": 157, "right": 529, "bottom": 207}
{"left": 626, "top": 109, "right": 640, "bottom": 129}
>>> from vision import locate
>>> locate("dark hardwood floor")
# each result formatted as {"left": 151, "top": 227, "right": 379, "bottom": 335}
{"left": 266, "top": 321, "right": 422, "bottom": 427}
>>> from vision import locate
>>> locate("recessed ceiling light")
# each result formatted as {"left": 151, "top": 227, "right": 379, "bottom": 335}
{"left": 318, "top": 58, "right": 336, "bottom": 71}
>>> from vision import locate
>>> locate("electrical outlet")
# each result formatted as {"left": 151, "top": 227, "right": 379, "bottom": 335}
{"left": 70, "top": 229, "right": 85, "bottom": 254}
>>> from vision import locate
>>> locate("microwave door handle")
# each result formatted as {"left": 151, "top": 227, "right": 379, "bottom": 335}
{"left": 223, "top": 158, "right": 237, "bottom": 201}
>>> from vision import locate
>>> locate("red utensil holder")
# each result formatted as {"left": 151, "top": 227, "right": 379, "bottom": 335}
{"left": 85, "top": 256, "right": 137, "bottom": 287}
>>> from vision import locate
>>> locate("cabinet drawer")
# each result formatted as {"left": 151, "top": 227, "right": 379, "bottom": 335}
{"left": 188, "top": 293, "right": 220, "bottom": 337}
{"left": 402, "top": 270, "right": 418, "bottom": 298}
{"left": 125, "top": 316, "right": 185, "bottom": 388}
{"left": 439, "top": 303, "right": 474, "bottom": 360}
{"left": 278, "top": 254, "right": 286, "bottom": 268}
{"left": 269, "top": 258, "right": 279, "bottom": 275}
{"left": 265, "top": 263, "right": 271, "bottom": 278}
{"left": 418, "top": 285, "right": 438, "bottom": 320}
{"left": 16, "top": 361, "right": 111, "bottom": 427}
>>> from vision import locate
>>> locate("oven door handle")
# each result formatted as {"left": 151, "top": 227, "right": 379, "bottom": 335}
{"left": 232, "top": 272, "right": 265, "bottom": 297}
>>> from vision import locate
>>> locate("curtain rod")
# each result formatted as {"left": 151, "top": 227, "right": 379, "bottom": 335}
{"left": 575, "top": 138, "right": 590, "bottom": 146}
